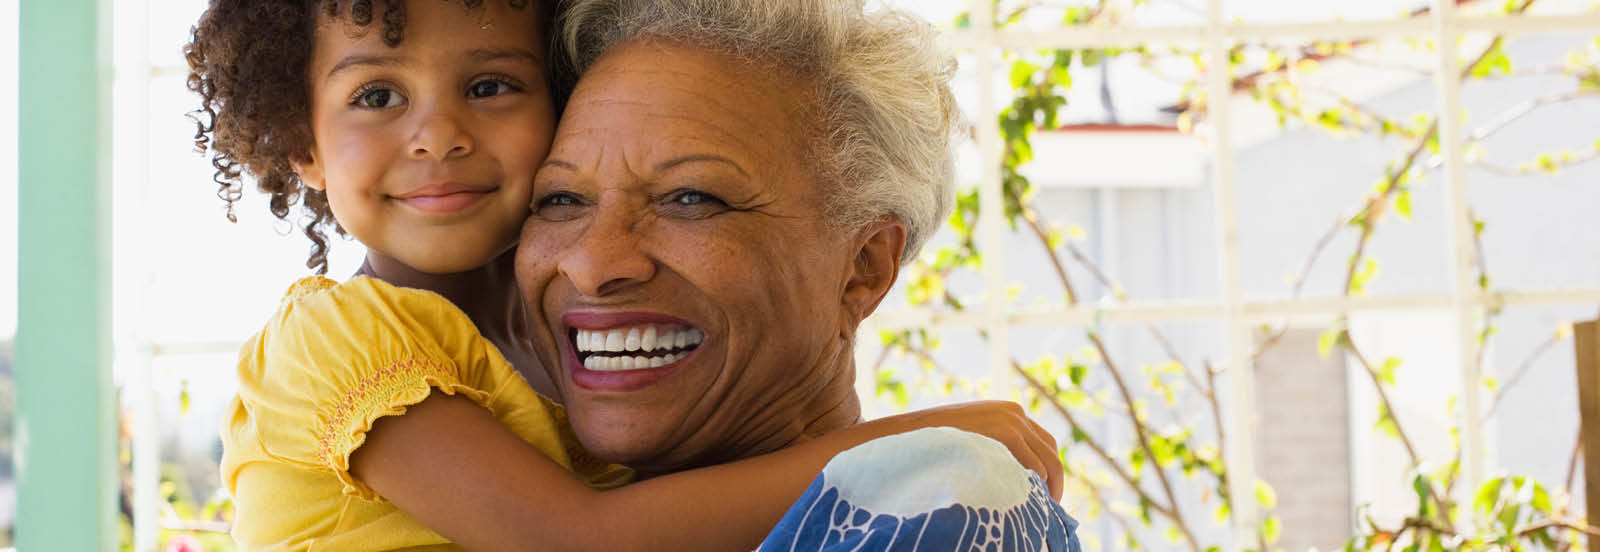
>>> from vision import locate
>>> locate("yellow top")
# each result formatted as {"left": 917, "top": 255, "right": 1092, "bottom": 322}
{"left": 220, "top": 276, "right": 630, "bottom": 551}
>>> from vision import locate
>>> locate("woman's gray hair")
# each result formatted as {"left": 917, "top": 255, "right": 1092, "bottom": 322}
{"left": 559, "top": 0, "right": 960, "bottom": 262}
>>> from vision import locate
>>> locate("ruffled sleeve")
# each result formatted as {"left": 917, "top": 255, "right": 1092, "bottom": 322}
{"left": 235, "top": 276, "right": 516, "bottom": 500}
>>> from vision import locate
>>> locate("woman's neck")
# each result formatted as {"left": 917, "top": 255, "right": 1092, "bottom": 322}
{"left": 354, "top": 250, "right": 556, "bottom": 398}
{"left": 632, "top": 346, "right": 864, "bottom": 479}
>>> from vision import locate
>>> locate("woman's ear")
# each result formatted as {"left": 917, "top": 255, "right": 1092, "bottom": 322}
{"left": 292, "top": 151, "right": 327, "bottom": 191}
{"left": 839, "top": 217, "right": 907, "bottom": 337}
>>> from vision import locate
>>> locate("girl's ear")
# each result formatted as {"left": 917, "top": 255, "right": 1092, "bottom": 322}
{"left": 292, "top": 151, "right": 327, "bottom": 191}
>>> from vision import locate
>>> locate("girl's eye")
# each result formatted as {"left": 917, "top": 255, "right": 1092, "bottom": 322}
{"left": 468, "top": 78, "right": 520, "bottom": 99}
{"left": 354, "top": 87, "right": 404, "bottom": 109}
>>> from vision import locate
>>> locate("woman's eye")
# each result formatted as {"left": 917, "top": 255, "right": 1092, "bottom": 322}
{"left": 535, "top": 193, "right": 583, "bottom": 209}
{"left": 355, "top": 88, "right": 403, "bottom": 109}
{"left": 661, "top": 189, "right": 730, "bottom": 219}
{"left": 674, "top": 190, "right": 723, "bottom": 206}
{"left": 532, "top": 192, "right": 586, "bottom": 220}
{"left": 468, "top": 79, "right": 518, "bottom": 99}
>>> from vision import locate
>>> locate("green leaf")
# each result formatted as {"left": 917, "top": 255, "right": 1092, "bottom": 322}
{"left": 1411, "top": 473, "right": 1436, "bottom": 518}
{"left": 1008, "top": 60, "right": 1041, "bottom": 89}
{"left": 1394, "top": 190, "right": 1413, "bottom": 221}
{"left": 1068, "top": 363, "right": 1088, "bottom": 386}
{"left": 179, "top": 379, "right": 192, "bottom": 416}
{"left": 1375, "top": 404, "right": 1400, "bottom": 438}
{"left": 1262, "top": 515, "right": 1282, "bottom": 544}
{"left": 1255, "top": 480, "right": 1279, "bottom": 509}
{"left": 1474, "top": 476, "right": 1506, "bottom": 516}
{"left": 1317, "top": 327, "right": 1343, "bottom": 359}
{"left": 1070, "top": 426, "right": 1090, "bottom": 443}
{"left": 1379, "top": 357, "right": 1402, "bottom": 386}
{"left": 1469, "top": 42, "right": 1513, "bottom": 78}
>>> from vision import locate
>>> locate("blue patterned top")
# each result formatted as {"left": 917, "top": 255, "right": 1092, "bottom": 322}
{"left": 759, "top": 427, "right": 1083, "bottom": 552}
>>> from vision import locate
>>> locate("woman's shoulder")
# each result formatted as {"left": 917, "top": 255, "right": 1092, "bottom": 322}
{"left": 758, "top": 427, "right": 1082, "bottom": 552}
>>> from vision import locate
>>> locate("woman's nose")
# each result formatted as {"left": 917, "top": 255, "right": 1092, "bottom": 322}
{"left": 559, "top": 201, "right": 656, "bottom": 297}
{"left": 407, "top": 105, "right": 474, "bottom": 161}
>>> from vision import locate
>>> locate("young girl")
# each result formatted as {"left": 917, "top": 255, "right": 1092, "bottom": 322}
{"left": 187, "top": 1, "right": 1061, "bottom": 550}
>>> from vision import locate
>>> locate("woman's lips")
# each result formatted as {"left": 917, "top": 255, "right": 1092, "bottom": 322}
{"left": 563, "top": 311, "right": 703, "bottom": 392}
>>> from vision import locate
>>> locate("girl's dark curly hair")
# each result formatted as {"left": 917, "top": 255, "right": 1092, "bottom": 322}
{"left": 185, "top": 0, "right": 563, "bottom": 275}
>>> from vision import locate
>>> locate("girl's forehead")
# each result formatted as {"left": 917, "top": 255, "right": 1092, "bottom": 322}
{"left": 313, "top": 0, "right": 547, "bottom": 48}
{"left": 311, "top": 0, "right": 547, "bottom": 67}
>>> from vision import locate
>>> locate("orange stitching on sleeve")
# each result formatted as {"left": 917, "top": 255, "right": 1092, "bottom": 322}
{"left": 315, "top": 357, "right": 456, "bottom": 469}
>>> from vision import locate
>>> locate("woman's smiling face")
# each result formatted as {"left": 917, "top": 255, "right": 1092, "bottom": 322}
{"left": 516, "top": 40, "right": 864, "bottom": 469}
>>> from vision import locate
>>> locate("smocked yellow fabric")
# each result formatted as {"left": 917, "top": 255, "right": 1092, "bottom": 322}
{"left": 221, "top": 276, "right": 630, "bottom": 551}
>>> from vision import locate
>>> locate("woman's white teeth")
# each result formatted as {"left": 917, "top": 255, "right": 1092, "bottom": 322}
{"left": 583, "top": 351, "right": 690, "bottom": 372}
{"left": 576, "top": 325, "right": 704, "bottom": 355}
{"left": 641, "top": 326, "right": 658, "bottom": 352}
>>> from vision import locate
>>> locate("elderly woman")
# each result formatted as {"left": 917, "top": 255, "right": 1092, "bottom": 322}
{"left": 515, "top": 0, "right": 1083, "bottom": 550}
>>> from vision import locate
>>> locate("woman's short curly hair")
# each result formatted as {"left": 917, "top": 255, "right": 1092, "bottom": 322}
{"left": 185, "top": 0, "right": 557, "bottom": 274}
{"left": 559, "top": 0, "right": 960, "bottom": 263}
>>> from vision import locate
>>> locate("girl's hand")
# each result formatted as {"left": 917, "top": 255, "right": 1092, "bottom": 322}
{"left": 863, "top": 401, "right": 1063, "bottom": 500}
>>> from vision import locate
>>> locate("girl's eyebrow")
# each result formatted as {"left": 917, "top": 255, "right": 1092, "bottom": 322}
{"left": 325, "top": 48, "right": 539, "bottom": 80}
{"left": 327, "top": 55, "right": 405, "bottom": 79}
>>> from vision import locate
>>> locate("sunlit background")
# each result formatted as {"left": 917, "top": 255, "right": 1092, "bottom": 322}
{"left": 5, "top": 0, "right": 1600, "bottom": 550}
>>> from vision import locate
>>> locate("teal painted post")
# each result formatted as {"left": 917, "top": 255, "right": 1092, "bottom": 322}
{"left": 15, "top": 0, "right": 116, "bottom": 550}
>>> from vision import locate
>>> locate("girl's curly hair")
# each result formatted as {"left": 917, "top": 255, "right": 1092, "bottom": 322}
{"left": 185, "top": 0, "right": 561, "bottom": 274}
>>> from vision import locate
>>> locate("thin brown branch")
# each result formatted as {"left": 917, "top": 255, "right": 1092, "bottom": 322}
{"left": 1468, "top": 150, "right": 1600, "bottom": 177}
{"left": 1089, "top": 332, "right": 1201, "bottom": 552}
{"left": 1517, "top": 518, "right": 1600, "bottom": 538}
{"left": 1468, "top": 90, "right": 1600, "bottom": 144}
{"left": 1342, "top": 334, "right": 1453, "bottom": 515}
{"left": 1019, "top": 206, "right": 1081, "bottom": 305}
{"left": 1485, "top": 332, "right": 1562, "bottom": 419}
{"left": 1202, "top": 358, "right": 1228, "bottom": 498}
{"left": 1011, "top": 357, "right": 1184, "bottom": 525}
{"left": 1252, "top": 215, "right": 1347, "bottom": 360}
{"left": 1566, "top": 427, "right": 1582, "bottom": 498}
{"left": 1069, "top": 467, "right": 1141, "bottom": 542}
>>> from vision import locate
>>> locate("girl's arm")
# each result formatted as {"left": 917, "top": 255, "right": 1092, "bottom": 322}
{"left": 352, "top": 394, "right": 1059, "bottom": 552}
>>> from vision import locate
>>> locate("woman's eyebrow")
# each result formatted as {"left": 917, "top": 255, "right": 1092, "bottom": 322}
{"left": 656, "top": 154, "right": 749, "bottom": 177}
{"left": 541, "top": 159, "right": 579, "bottom": 172}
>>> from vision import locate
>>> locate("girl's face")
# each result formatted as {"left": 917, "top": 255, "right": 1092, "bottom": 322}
{"left": 296, "top": 0, "right": 553, "bottom": 274}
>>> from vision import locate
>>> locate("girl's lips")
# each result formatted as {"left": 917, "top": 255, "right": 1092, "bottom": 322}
{"left": 398, "top": 190, "right": 492, "bottom": 213}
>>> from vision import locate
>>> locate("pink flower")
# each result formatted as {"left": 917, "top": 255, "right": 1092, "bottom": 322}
{"left": 165, "top": 534, "right": 204, "bottom": 552}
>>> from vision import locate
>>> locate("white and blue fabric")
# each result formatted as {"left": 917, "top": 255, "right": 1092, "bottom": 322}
{"left": 759, "top": 427, "right": 1083, "bottom": 552}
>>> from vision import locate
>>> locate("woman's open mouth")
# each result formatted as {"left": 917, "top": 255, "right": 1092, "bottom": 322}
{"left": 571, "top": 324, "right": 704, "bottom": 372}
